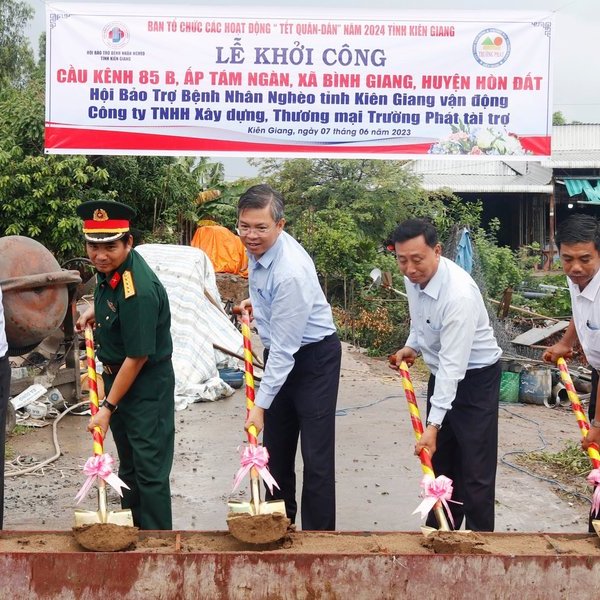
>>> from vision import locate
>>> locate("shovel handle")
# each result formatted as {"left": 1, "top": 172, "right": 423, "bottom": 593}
{"left": 240, "top": 310, "right": 258, "bottom": 446}
{"left": 397, "top": 360, "right": 450, "bottom": 531}
{"left": 557, "top": 358, "right": 600, "bottom": 469}
{"left": 84, "top": 326, "right": 104, "bottom": 456}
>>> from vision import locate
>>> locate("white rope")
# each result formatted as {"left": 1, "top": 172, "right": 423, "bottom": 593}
{"left": 6, "top": 401, "right": 88, "bottom": 477}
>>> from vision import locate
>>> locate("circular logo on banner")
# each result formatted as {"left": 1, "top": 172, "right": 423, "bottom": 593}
{"left": 472, "top": 28, "right": 510, "bottom": 68}
{"left": 102, "top": 22, "right": 130, "bottom": 48}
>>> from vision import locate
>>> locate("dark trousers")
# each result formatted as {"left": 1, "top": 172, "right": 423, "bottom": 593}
{"left": 425, "top": 361, "right": 501, "bottom": 532}
{"left": 263, "top": 333, "right": 341, "bottom": 530}
{"left": 107, "top": 360, "right": 175, "bottom": 530}
{"left": 0, "top": 355, "right": 9, "bottom": 530}
{"left": 589, "top": 369, "right": 599, "bottom": 531}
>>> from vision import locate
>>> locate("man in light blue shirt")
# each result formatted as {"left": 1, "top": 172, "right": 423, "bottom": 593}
{"left": 238, "top": 184, "right": 341, "bottom": 530}
{"left": 0, "top": 284, "right": 11, "bottom": 529}
{"left": 392, "top": 218, "right": 502, "bottom": 531}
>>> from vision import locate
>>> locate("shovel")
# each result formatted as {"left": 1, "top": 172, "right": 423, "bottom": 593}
{"left": 390, "top": 355, "right": 451, "bottom": 534}
{"left": 227, "top": 309, "right": 288, "bottom": 544}
{"left": 556, "top": 358, "right": 600, "bottom": 537}
{"left": 73, "top": 327, "right": 136, "bottom": 551}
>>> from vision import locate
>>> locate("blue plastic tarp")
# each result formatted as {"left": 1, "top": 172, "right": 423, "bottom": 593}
{"left": 455, "top": 227, "right": 473, "bottom": 274}
{"left": 564, "top": 179, "right": 600, "bottom": 203}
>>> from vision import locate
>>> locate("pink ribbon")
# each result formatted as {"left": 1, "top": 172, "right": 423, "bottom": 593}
{"left": 587, "top": 468, "right": 600, "bottom": 517}
{"left": 232, "top": 445, "right": 280, "bottom": 494}
{"left": 75, "top": 453, "right": 130, "bottom": 504}
{"left": 412, "top": 474, "right": 461, "bottom": 529}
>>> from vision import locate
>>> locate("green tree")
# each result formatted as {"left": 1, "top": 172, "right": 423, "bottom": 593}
{"left": 0, "top": 76, "right": 44, "bottom": 154}
{"left": 0, "top": 146, "right": 109, "bottom": 260}
{"left": 294, "top": 208, "right": 375, "bottom": 295}
{"left": 553, "top": 111, "right": 567, "bottom": 125}
{"left": 252, "top": 158, "right": 423, "bottom": 241}
{"left": 0, "top": 0, "right": 35, "bottom": 88}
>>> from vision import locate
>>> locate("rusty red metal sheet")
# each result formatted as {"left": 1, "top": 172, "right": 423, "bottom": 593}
{"left": 0, "top": 531, "right": 599, "bottom": 599}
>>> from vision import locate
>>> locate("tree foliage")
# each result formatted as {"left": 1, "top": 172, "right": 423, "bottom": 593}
{"left": 249, "top": 158, "right": 427, "bottom": 296}
{"left": 0, "top": 146, "right": 109, "bottom": 260}
{"left": 552, "top": 111, "right": 566, "bottom": 126}
{"left": 0, "top": 0, "right": 35, "bottom": 88}
{"left": 253, "top": 158, "right": 422, "bottom": 239}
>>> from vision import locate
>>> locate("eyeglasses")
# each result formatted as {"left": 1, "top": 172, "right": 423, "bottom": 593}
{"left": 236, "top": 223, "right": 278, "bottom": 236}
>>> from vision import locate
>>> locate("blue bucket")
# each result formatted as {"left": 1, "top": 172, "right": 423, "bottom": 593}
{"left": 218, "top": 368, "right": 244, "bottom": 389}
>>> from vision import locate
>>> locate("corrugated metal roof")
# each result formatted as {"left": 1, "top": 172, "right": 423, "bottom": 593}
{"left": 544, "top": 124, "right": 600, "bottom": 168}
{"left": 405, "top": 160, "right": 553, "bottom": 193}
{"left": 404, "top": 125, "right": 600, "bottom": 192}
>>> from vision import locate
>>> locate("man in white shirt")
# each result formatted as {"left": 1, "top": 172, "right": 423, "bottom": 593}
{"left": 0, "top": 285, "right": 11, "bottom": 529}
{"left": 238, "top": 184, "right": 341, "bottom": 530}
{"left": 543, "top": 214, "right": 600, "bottom": 531}
{"left": 392, "top": 218, "right": 502, "bottom": 531}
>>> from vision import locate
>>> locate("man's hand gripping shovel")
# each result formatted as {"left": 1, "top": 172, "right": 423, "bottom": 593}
{"left": 390, "top": 356, "right": 458, "bottom": 536}
{"left": 227, "top": 308, "right": 288, "bottom": 544}
{"left": 557, "top": 358, "right": 600, "bottom": 537}
{"left": 73, "top": 327, "right": 136, "bottom": 551}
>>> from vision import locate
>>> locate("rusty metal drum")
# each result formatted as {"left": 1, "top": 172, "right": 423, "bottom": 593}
{"left": 0, "top": 236, "right": 81, "bottom": 354}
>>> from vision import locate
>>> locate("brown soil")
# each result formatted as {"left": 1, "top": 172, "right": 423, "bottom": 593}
{"left": 72, "top": 524, "right": 139, "bottom": 552}
{"left": 422, "top": 530, "right": 491, "bottom": 554}
{"left": 215, "top": 273, "right": 248, "bottom": 305}
{"left": 226, "top": 512, "right": 291, "bottom": 544}
{"left": 1, "top": 530, "right": 599, "bottom": 556}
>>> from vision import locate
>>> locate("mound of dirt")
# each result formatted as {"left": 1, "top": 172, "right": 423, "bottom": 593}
{"left": 226, "top": 512, "right": 291, "bottom": 545}
{"left": 215, "top": 273, "right": 248, "bottom": 305}
{"left": 73, "top": 523, "right": 139, "bottom": 552}
{"left": 421, "top": 530, "right": 491, "bottom": 555}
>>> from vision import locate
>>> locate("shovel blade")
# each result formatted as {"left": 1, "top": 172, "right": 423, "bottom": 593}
{"left": 74, "top": 481, "right": 133, "bottom": 526}
{"left": 74, "top": 508, "right": 134, "bottom": 527}
{"left": 227, "top": 499, "right": 287, "bottom": 516}
{"left": 258, "top": 499, "right": 287, "bottom": 515}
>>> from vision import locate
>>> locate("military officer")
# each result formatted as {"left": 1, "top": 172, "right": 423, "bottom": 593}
{"left": 75, "top": 200, "right": 175, "bottom": 530}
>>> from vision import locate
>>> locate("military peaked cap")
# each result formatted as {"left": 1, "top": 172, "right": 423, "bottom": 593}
{"left": 76, "top": 200, "right": 136, "bottom": 242}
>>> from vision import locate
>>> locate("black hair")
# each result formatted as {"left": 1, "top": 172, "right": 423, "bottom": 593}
{"left": 390, "top": 218, "right": 438, "bottom": 248}
{"left": 555, "top": 214, "right": 600, "bottom": 252}
{"left": 238, "top": 184, "right": 285, "bottom": 222}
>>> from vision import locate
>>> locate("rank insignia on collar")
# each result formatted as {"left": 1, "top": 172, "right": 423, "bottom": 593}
{"left": 108, "top": 271, "right": 121, "bottom": 289}
{"left": 107, "top": 300, "right": 117, "bottom": 313}
{"left": 122, "top": 270, "right": 136, "bottom": 298}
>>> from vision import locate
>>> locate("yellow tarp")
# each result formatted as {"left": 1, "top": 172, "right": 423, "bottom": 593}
{"left": 190, "top": 225, "right": 248, "bottom": 278}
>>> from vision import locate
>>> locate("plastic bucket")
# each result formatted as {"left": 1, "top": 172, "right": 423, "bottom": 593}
{"left": 218, "top": 368, "right": 244, "bottom": 389}
{"left": 519, "top": 367, "right": 552, "bottom": 405}
{"left": 499, "top": 371, "right": 520, "bottom": 403}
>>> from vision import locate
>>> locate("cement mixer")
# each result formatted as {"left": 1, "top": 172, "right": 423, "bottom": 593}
{"left": 0, "top": 236, "right": 83, "bottom": 427}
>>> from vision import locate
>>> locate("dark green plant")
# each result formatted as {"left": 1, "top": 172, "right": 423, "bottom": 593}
{"left": 472, "top": 218, "right": 522, "bottom": 298}
{"left": 0, "top": 147, "right": 109, "bottom": 260}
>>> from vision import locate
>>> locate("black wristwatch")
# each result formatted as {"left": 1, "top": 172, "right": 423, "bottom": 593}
{"left": 101, "top": 399, "right": 117, "bottom": 413}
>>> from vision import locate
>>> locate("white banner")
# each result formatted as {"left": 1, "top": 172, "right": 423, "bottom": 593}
{"left": 45, "top": 4, "right": 553, "bottom": 158}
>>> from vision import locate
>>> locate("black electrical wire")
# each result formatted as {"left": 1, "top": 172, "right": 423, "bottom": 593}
{"left": 499, "top": 404, "right": 592, "bottom": 505}
{"left": 335, "top": 394, "right": 401, "bottom": 417}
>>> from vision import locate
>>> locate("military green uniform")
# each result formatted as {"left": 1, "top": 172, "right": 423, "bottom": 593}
{"left": 94, "top": 248, "right": 175, "bottom": 530}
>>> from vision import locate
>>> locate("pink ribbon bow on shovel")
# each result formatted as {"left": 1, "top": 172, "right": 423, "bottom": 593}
{"left": 587, "top": 468, "right": 600, "bottom": 517}
{"left": 412, "top": 474, "right": 462, "bottom": 529}
{"left": 232, "top": 445, "right": 280, "bottom": 494}
{"left": 75, "top": 453, "right": 130, "bottom": 504}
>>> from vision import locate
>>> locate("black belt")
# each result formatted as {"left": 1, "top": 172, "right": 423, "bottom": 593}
{"left": 102, "top": 354, "right": 172, "bottom": 376}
